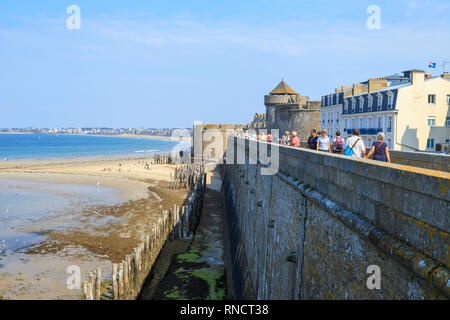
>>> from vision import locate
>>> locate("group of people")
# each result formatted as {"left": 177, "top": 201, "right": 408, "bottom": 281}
{"left": 305, "top": 128, "right": 391, "bottom": 163}
{"left": 238, "top": 128, "right": 390, "bottom": 163}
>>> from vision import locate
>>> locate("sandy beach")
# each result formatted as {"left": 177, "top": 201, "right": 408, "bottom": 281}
{"left": 0, "top": 156, "right": 190, "bottom": 300}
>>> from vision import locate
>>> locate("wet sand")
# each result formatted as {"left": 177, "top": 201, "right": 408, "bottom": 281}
{"left": 0, "top": 157, "right": 189, "bottom": 300}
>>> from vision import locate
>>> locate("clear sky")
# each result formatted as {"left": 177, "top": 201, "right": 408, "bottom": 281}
{"left": 1, "top": 0, "right": 449, "bottom": 128}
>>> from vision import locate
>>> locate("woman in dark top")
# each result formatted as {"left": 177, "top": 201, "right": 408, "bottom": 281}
{"left": 307, "top": 129, "right": 318, "bottom": 149}
{"left": 367, "top": 132, "right": 391, "bottom": 163}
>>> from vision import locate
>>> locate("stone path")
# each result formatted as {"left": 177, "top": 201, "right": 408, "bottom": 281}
{"left": 141, "top": 189, "right": 226, "bottom": 300}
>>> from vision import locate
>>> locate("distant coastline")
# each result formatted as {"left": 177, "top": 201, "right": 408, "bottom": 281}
{"left": 0, "top": 132, "right": 192, "bottom": 141}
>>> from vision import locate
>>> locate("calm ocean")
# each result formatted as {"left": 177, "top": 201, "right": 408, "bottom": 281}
{"left": 0, "top": 134, "right": 180, "bottom": 160}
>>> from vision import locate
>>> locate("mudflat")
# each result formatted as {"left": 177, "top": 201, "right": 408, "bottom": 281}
{"left": 0, "top": 157, "right": 189, "bottom": 300}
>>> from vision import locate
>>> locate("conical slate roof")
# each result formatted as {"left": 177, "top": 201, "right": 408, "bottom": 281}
{"left": 270, "top": 79, "right": 297, "bottom": 95}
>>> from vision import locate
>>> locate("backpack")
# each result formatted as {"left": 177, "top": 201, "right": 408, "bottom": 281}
{"left": 333, "top": 138, "right": 344, "bottom": 151}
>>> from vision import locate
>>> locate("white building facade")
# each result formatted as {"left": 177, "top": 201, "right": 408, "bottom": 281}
{"left": 321, "top": 70, "right": 450, "bottom": 151}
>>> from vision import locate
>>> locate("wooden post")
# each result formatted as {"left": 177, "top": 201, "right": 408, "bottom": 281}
{"left": 118, "top": 262, "right": 124, "bottom": 299}
{"left": 87, "top": 282, "right": 94, "bottom": 300}
{"left": 112, "top": 263, "right": 118, "bottom": 300}
{"left": 123, "top": 257, "right": 129, "bottom": 299}
{"left": 88, "top": 272, "right": 95, "bottom": 300}
{"left": 82, "top": 280, "right": 89, "bottom": 300}
{"left": 96, "top": 268, "right": 102, "bottom": 300}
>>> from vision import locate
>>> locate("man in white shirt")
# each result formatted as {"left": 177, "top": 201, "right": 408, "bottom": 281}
{"left": 344, "top": 128, "right": 366, "bottom": 158}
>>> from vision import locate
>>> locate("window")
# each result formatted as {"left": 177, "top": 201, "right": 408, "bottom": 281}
{"left": 359, "top": 97, "right": 364, "bottom": 112}
{"left": 428, "top": 94, "right": 436, "bottom": 104}
{"left": 351, "top": 99, "right": 356, "bottom": 113}
{"left": 377, "top": 94, "right": 383, "bottom": 110}
{"left": 427, "top": 117, "right": 436, "bottom": 127}
{"left": 351, "top": 118, "right": 355, "bottom": 129}
{"left": 360, "top": 118, "right": 363, "bottom": 129}
{"left": 368, "top": 96, "right": 373, "bottom": 111}
{"left": 427, "top": 138, "right": 435, "bottom": 149}
{"left": 377, "top": 116, "right": 382, "bottom": 130}
{"left": 368, "top": 116, "right": 372, "bottom": 128}
{"left": 446, "top": 117, "right": 450, "bottom": 127}
{"left": 446, "top": 139, "right": 450, "bottom": 144}
{"left": 322, "top": 97, "right": 326, "bottom": 106}
{"left": 388, "top": 139, "right": 392, "bottom": 149}
{"left": 345, "top": 119, "right": 348, "bottom": 129}
{"left": 344, "top": 100, "right": 349, "bottom": 113}
{"left": 387, "top": 116, "right": 392, "bottom": 132}
{"left": 387, "top": 93, "right": 394, "bottom": 109}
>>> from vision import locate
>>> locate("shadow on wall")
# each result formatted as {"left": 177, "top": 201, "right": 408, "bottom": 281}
{"left": 400, "top": 125, "right": 419, "bottom": 151}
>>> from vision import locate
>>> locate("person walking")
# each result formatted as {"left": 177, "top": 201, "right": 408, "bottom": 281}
{"left": 259, "top": 132, "right": 267, "bottom": 142}
{"left": 307, "top": 129, "right": 319, "bottom": 150}
{"left": 280, "top": 131, "right": 290, "bottom": 145}
{"left": 367, "top": 132, "right": 391, "bottom": 163}
{"left": 344, "top": 128, "right": 366, "bottom": 158}
{"left": 290, "top": 131, "right": 300, "bottom": 147}
{"left": 332, "top": 131, "right": 345, "bottom": 154}
{"left": 316, "top": 129, "right": 331, "bottom": 152}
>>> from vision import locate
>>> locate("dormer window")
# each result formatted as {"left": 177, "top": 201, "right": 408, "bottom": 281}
{"left": 368, "top": 96, "right": 373, "bottom": 111}
{"left": 351, "top": 98, "right": 356, "bottom": 113}
{"left": 344, "top": 100, "right": 349, "bottom": 113}
{"left": 359, "top": 97, "right": 364, "bottom": 112}
{"left": 387, "top": 92, "right": 394, "bottom": 109}
{"left": 377, "top": 94, "right": 383, "bottom": 110}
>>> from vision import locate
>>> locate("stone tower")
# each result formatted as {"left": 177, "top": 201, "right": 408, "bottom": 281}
{"left": 264, "top": 80, "right": 321, "bottom": 141}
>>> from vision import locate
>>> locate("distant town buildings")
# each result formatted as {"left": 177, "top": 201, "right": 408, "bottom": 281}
{"left": 320, "top": 70, "right": 450, "bottom": 151}
{"left": 0, "top": 127, "right": 192, "bottom": 137}
{"left": 245, "top": 113, "right": 266, "bottom": 130}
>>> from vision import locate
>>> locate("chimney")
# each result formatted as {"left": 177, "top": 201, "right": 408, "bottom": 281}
{"left": 410, "top": 71, "right": 425, "bottom": 85}
{"left": 368, "top": 78, "right": 388, "bottom": 93}
{"left": 352, "top": 84, "right": 368, "bottom": 96}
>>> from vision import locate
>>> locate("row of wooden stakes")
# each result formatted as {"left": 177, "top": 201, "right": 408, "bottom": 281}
{"left": 82, "top": 172, "right": 206, "bottom": 300}
{"left": 169, "top": 164, "right": 203, "bottom": 189}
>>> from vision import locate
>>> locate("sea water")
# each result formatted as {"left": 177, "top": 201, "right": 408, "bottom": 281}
{"left": 0, "top": 179, "right": 121, "bottom": 255}
{"left": 0, "top": 134, "right": 179, "bottom": 160}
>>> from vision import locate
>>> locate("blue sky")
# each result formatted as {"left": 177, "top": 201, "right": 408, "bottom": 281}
{"left": 1, "top": 0, "right": 449, "bottom": 128}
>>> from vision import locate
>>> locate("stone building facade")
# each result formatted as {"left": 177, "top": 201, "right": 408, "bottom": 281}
{"left": 265, "top": 80, "right": 321, "bottom": 141}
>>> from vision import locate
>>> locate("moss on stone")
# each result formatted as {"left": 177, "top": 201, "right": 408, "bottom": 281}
{"left": 164, "top": 286, "right": 187, "bottom": 300}
{"left": 192, "top": 269, "right": 225, "bottom": 300}
{"left": 177, "top": 253, "right": 200, "bottom": 263}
